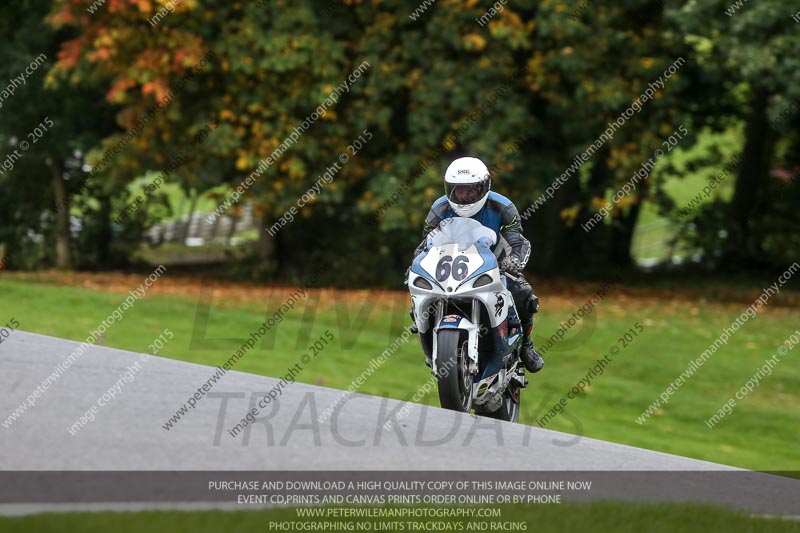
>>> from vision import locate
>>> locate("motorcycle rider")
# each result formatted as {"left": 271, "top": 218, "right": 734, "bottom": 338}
{"left": 413, "top": 156, "right": 543, "bottom": 373}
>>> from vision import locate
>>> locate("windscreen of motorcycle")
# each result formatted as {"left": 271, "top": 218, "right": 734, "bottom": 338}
{"left": 419, "top": 218, "right": 495, "bottom": 290}
{"left": 426, "top": 217, "right": 497, "bottom": 250}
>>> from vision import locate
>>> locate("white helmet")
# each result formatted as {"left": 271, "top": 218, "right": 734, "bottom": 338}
{"left": 444, "top": 157, "right": 491, "bottom": 217}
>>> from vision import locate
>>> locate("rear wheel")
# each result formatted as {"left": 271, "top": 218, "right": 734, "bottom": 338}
{"left": 436, "top": 329, "right": 473, "bottom": 413}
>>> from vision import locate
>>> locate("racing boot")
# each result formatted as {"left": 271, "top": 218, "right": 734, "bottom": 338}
{"left": 520, "top": 323, "right": 543, "bottom": 373}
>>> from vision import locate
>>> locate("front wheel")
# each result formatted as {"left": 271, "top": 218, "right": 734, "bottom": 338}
{"left": 436, "top": 329, "right": 473, "bottom": 413}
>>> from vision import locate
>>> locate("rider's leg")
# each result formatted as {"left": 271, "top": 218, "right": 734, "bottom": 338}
{"left": 508, "top": 276, "right": 543, "bottom": 373}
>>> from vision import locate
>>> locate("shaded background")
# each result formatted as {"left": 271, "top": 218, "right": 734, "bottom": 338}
{"left": 1, "top": 0, "right": 798, "bottom": 285}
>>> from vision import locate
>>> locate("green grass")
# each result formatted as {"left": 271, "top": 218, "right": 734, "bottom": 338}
{"left": 1, "top": 276, "right": 799, "bottom": 470}
{"left": 2, "top": 503, "right": 800, "bottom": 533}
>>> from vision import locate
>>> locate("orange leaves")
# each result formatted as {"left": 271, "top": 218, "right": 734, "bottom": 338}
{"left": 616, "top": 195, "right": 638, "bottom": 210}
{"left": 133, "top": 0, "right": 153, "bottom": 14}
{"left": 108, "top": 0, "right": 138, "bottom": 12}
{"left": 56, "top": 38, "right": 83, "bottom": 69}
{"left": 174, "top": 36, "right": 207, "bottom": 66}
{"left": 174, "top": 48, "right": 190, "bottom": 66}
{"left": 462, "top": 33, "right": 487, "bottom": 52}
{"left": 48, "top": 5, "right": 77, "bottom": 27}
{"left": 235, "top": 153, "right": 250, "bottom": 171}
{"left": 501, "top": 10, "right": 525, "bottom": 30}
{"left": 88, "top": 48, "right": 112, "bottom": 61}
{"left": 107, "top": 78, "right": 136, "bottom": 102}
{"left": 560, "top": 205, "right": 581, "bottom": 226}
{"left": 89, "top": 28, "right": 117, "bottom": 63}
{"left": 142, "top": 79, "right": 170, "bottom": 101}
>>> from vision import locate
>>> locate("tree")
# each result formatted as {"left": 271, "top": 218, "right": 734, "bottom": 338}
{"left": 0, "top": 0, "right": 115, "bottom": 269}
{"left": 669, "top": 0, "right": 800, "bottom": 267}
{"left": 44, "top": 0, "right": 797, "bottom": 283}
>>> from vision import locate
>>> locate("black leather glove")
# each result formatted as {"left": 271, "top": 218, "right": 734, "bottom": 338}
{"left": 500, "top": 255, "right": 523, "bottom": 275}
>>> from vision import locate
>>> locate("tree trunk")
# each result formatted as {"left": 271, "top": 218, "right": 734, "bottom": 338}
{"left": 539, "top": 149, "right": 616, "bottom": 275}
{"left": 226, "top": 215, "right": 238, "bottom": 245}
{"left": 51, "top": 160, "right": 72, "bottom": 269}
{"left": 96, "top": 194, "right": 113, "bottom": 268}
{"left": 538, "top": 167, "right": 587, "bottom": 275}
{"left": 257, "top": 212, "right": 275, "bottom": 259}
{"left": 581, "top": 147, "right": 617, "bottom": 267}
{"left": 727, "top": 89, "right": 771, "bottom": 262}
{"left": 210, "top": 211, "right": 223, "bottom": 240}
{"left": 182, "top": 190, "right": 198, "bottom": 242}
{"left": 609, "top": 148, "right": 647, "bottom": 268}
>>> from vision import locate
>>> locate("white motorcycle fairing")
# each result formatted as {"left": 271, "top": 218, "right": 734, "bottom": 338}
{"left": 408, "top": 218, "right": 523, "bottom": 411}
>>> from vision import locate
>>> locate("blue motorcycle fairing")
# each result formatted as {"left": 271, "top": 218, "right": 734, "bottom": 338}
{"left": 410, "top": 252, "right": 443, "bottom": 289}
{"left": 455, "top": 243, "right": 499, "bottom": 291}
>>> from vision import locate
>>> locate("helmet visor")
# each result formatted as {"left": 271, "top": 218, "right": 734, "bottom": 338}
{"left": 445, "top": 180, "right": 490, "bottom": 206}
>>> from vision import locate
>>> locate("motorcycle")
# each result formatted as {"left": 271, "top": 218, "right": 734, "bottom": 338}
{"left": 407, "top": 217, "right": 527, "bottom": 422}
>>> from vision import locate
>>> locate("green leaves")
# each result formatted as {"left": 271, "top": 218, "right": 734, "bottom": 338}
{"left": 8, "top": 0, "right": 790, "bottom": 275}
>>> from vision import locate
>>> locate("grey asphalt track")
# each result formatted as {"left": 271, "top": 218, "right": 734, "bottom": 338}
{"left": 1, "top": 330, "right": 798, "bottom": 516}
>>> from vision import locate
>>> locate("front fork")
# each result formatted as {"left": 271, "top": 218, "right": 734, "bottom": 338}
{"left": 430, "top": 299, "right": 480, "bottom": 376}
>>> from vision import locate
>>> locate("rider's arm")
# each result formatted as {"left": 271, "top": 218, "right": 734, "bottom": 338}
{"left": 499, "top": 202, "right": 531, "bottom": 267}
{"left": 413, "top": 206, "right": 443, "bottom": 257}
